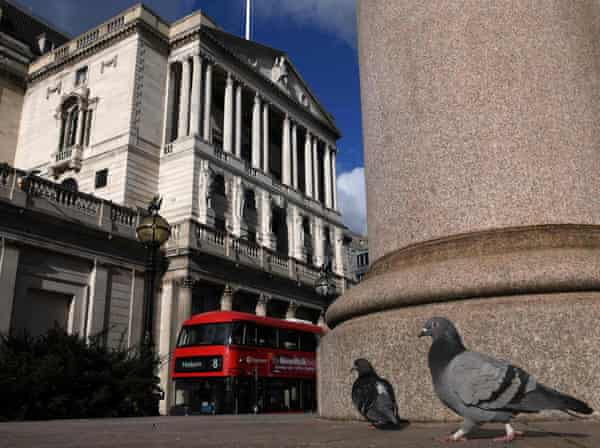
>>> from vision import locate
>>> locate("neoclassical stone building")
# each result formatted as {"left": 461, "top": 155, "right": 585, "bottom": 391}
{"left": 0, "top": 0, "right": 69, "bottom": 163}
{"left": 12, "top": 4, "right": 350, "bottom": 413}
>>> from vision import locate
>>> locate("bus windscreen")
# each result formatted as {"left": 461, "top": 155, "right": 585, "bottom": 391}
{"left": 177, "top": 323, "right": 231, "bottom": 347}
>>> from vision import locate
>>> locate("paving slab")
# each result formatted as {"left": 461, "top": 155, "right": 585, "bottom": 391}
{"left": 0, "top": 414, "right": 598, "bottom": 448}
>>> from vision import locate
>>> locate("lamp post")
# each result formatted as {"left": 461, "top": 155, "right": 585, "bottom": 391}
{"left": 136, "top": 196, "right": 171, "bottom": 345}
{"left": 315, "top": 254, "right": 337, "bottom": 299}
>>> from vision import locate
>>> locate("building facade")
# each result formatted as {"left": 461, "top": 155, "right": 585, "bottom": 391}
{"left": 0, "top": 0, "right": 69, "bottom": 164}
{"left": 343, "top": 231, "right": 368, "bottom": 283}
{"left": 11, "top": 4, "right": 350, "bottom": 414}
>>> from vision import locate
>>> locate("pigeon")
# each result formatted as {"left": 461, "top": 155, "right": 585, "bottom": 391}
{"left": 419, "top": 317, "right": 593, "bottom": 442}
{"left": 351, "top": 358, "right": 400, "bottom": 428}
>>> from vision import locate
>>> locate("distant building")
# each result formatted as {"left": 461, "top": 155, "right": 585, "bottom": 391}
{"left": 5, "top": 3, "right": 352, "bottom": 414}
{"left": 344, "top": 231, "right": 369, "bottom": 283}
{"left": 0, "top": 0, "right": 69, "bottom": 163}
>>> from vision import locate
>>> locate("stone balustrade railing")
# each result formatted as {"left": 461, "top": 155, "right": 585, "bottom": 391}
{"left": 165, "top": 218, "right": 349, "bottom": 291}
{"left": 0, "top": 164, "right": 141, "bottom": 238}
{"left": 29, "top": 5, "right": 141, "bottom": 75}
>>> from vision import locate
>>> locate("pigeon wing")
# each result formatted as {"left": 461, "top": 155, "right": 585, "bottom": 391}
{"left": 352, "top": 377, "right": 377, "bottom": 417}
{"left": 447, "top": 351, "right": 534, "bottom": 411}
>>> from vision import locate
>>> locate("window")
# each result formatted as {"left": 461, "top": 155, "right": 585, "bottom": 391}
{"left": 279, "top": 328, "right": 299, "bottom": 350}
{"left": 83, "top": 109, "right": 93, "bottom": 147}
{"left": 299, "top": 332, "right": 318, "bottom": 352}
{"left": 95, "top": 169, "right": 108, "bottom": 189}
{"left": 177, "top": 323, "right": 231, "bottom": 347}
{"left": 58, "top": 97, "right": 81, "bottom": 150}
{"left": 244, "top": 322, "right": 257, "bottom": 346}
{"left": 61, "top": 178, "right": 78, "bottom": 192}
{"left": 75, "top": 66, "right": 88, "bottom": 86}
{"left": 257, "top": 325, "right": 277, "bottom": 348}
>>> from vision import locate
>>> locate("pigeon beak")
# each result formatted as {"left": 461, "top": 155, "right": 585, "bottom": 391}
{"left": 418, "top": 328, "right": 431, "bottom": 338}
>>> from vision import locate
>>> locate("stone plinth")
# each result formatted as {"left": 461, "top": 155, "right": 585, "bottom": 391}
{"left": 320, "top": 1, "right": 600, "bottom": 421}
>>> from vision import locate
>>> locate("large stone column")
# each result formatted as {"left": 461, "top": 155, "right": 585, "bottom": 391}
{"left": 202, "top": 61, "right": 213, "bottom": 141}
{"left": 323, "top": 145, "right": 332, "bottom": 209}
{"left": 223, "top": 73, "right": 234, "bottom": 153}
{"left": 189, "top": 54, "right": 203, "bottom": 137}
{"left": 282, "top": 114, "right": 291, "bottom": 185}
{"left": 177, "top": 57, "right": 191, "bottom": 139}
{"left": 262, "top": 102, "right": 270, "bottom": 173}
{"left": 291, "top": 123, "right": 298, "bottom": 189}
{"left": 304, "top": 131, "right": 313, "bottom": 198}
{"left": 161, "top": 63, "right": 175, "bottom": 144}
{"left": 0, "top": 238, "right": 19, "bottom": 334}
{"left": 320, "top": 0, "right": 600, "bottom": 422}
{"left": 251, "top": 94, "right": 261, "bottom": 168}
{"left": 235, "top": 82, "right": 243, "bottom": 158}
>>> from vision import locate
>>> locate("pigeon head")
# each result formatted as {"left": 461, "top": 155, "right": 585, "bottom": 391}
{"left": 351, "top": 358, "right": 375, "bottom": 376}
{"left": 418, "top": 317, "right": 462, "bottom": 343}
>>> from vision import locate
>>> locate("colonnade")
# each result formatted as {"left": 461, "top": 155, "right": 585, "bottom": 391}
{"left": 162, "top": 53, "right": 338, "bottom": 210}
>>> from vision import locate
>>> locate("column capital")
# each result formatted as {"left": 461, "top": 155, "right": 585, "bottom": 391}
{"left": 254, "top": 92, "right": 262, "bottom": 102}
{"left": 257, "top": 293, "right": 271, "bottom": 305}
{"left": 226, "top": 72, "right": 234, "bottom": 84}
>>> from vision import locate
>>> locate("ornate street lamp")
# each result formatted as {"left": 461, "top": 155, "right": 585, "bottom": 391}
{"left": 315, "top": 259, "right": 337, "bottom": 299}
{"left": 136, "top": 196, "right": 171, "bottom": 344}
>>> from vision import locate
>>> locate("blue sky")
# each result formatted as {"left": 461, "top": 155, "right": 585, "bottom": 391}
{"left": 15, "top": 0, "right": 367, "bottom": 234}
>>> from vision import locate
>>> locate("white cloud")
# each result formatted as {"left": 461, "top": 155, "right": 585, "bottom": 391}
{"left": 337, "top": 166, "right": 367, "bottom": 235}
{"left": 253, "top": 0, "right": 357, "bottom": 48}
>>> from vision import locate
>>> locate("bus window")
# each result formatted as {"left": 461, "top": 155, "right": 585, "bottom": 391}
{"left": 244, "top": 322, "right": 257, "bottom": 346}
{"left": 257, "top": 325, "right": 277, "bottom": 348}
{"left": 279, "top": 328, "right": 299, "bottom": 350}
{"left": 299, "top": 332, "right": 318, "bottom": 351}
{"left": 231, "top": 322, "right": 244, "bottom": 345}
{"left": 177, "top": 323, "right": 231, "bottom": 347}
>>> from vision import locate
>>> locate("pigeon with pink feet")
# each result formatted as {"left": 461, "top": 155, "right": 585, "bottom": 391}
{"left": 419, "top": 317, "right": 593, "bottom": 443}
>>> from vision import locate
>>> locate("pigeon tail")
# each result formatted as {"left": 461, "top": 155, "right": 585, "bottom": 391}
{"left": 509, "top": 383, "right": 593, "bottom": 415}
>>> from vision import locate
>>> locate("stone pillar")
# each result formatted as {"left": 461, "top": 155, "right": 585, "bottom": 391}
{"left": 86, "top": 260, "right": 109, "bottom": 340}
{"left": 178, "top": 57, "right": 191, "bottom": 139}
{"left": 291, "top": 123, "right": 298, "bottom": 189}
{"left": 255, "top": 294, "right": 269, "bottom": 317}
{"left": 293, "top": 208, "right": 304, "bottom": 261}
{"left": 259, "top": 190, "right": 274, "bottom": 250}
{"left": 177, "top": 276, "right": 193, "bottom": 328}
{"left": 189, "top": 53, "right": 203, "bottom": 137}
{"left": 235, "top": 82, "right": 243, "bottom": 158}
{"left": 323, "top": 145, "right": 332, "bottom": 208}
{"left": 312, "top": 136, "right": 320, "bottom": 201}
{"left": 158, "top": 279, "right": 175, "bottom": 415}
{"left": 285, "top": 301, "right": 298, "bottom": 320}
{"left": 162, "top": 63, "right": 175, "bottom": 144}
{"left": 282, "top": 114, "right": 291, "bottom": 185}
{"left": 317, "top": 311, "right": 328, "bottom": 331}
{"left": 0, "top": 238, "right": 19, "bottom": 334}
{"left": 262, "top": 102, "right": 270, "bottom": 173}
{"left": 333, "top": 226, "right": 345, "bottom": 276}
{"left": 286, "top": 205, "right": 295, "bottom": 259}
{"left": 252, "top": 94, "right": 261, "bottom": 168}
{"left": 321, "top": 0, "right": 600, "bottom": 422}
{"left": 312, "top": 217, "right": 324, "bottom": 267}
{"left": 331, "top": 149, "right": 338, "bottom": 210}
{"left": 230, "top": 176, "right": 242, "bottom": 237}
{"left": 75, "top": 107, "right": 85, "bottom": 146}
{"left": 202, "top": 61, "right": 213, "bottom": 141}
{"left": 304, "top": 131, "right": 313, "bottom": 197}
{"left": 223, "top": 73, "right": 234, "bottom": 153}
{"left": 220, "top": 285, "right": 233, "bottom": 311}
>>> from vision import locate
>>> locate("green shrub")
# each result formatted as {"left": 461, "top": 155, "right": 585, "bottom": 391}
{"left": 0, "top": 327, "right": 160, "bottom": 420}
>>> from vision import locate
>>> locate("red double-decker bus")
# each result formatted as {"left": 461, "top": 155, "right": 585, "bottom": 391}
{"left": 170, "top": 311, "right": 322, "bottom": 415}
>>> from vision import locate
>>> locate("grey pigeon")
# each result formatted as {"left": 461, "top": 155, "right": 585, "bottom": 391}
{"left": 419, "top": 317, "right": 593, "bottom": 442}
{"left": 351, "top": 358, "right": 400, "bottom": 428}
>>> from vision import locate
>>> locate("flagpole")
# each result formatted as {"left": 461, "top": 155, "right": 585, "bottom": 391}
{"left": 245, "top": 0, "right": 251, "bottom": 40}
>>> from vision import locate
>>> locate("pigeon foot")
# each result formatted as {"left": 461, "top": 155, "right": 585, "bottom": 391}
{"left": 439, "top": 428, "right": 469, "bottom": 443}
{"left": 492, "top": 424, "right": 524, "bottom": 443}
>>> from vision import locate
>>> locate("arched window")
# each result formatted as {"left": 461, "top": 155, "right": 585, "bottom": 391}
{"left": 58, "top": 96, "right": 93, "bottom": 152}
{"left": 209, "top": 174, "right": 226, "bottom": 197}
{"left": 59, "top": 97, "right": 79, "bottom": 150}
{"left": 61, "top": 178, "right": 78, "bottom": 192}
{"left": 243, "top": 189, "right": 256, "bottom": 211}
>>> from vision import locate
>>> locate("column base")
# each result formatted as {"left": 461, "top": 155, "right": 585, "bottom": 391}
{"left": 319, "top": 290, "right": 600, "bottom": 421}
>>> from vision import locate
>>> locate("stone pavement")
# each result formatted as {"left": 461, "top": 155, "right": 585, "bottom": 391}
{"left": 1, "top": 414, "right": 598, "bottom": 448}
